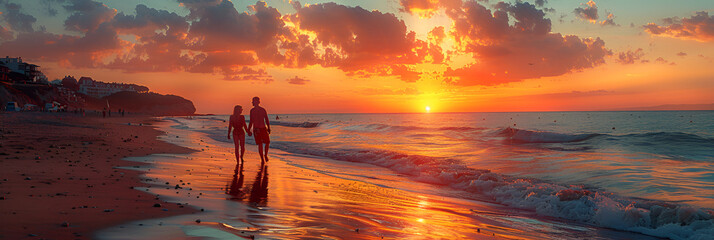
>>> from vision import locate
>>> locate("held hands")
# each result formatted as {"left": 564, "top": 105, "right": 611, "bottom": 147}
{"left": 248, "top": 132, "right": 252, "bottom": 136}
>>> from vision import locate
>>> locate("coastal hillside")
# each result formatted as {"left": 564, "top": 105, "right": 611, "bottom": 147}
{"left": 97, "top": 91, "right": 196, "bottom": 116}
{"left": 1, "top": 83, "right": 196, "bottom": 115}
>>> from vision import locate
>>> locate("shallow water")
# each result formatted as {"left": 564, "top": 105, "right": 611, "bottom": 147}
{"left": 99, "top": 111, "right": 714, "bottom": 239}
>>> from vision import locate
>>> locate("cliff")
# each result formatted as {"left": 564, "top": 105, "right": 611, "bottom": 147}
{"left": 98, "top": 91, "right": 196, "bottom": 116}
{"left": 1, "top": 83, "right": 196, "bottom": 115}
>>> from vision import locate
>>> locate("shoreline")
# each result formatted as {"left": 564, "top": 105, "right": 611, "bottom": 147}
{"left": 0, "top": 112, "right": 197, "bottom": 239}
{"left": 96, "top": 116, "right": 663, "bottom": 240}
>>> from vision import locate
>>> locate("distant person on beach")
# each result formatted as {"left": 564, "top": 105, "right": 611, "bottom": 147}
{"left": 228, "top": 105, "right": 251, "bottom": 164}
{"left": 248, "top": 97, "right": 271, "bottom": 162}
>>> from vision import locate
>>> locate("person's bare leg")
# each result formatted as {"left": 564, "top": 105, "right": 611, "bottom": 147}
{"left": 233, "top": 139, "right": 243, "bottom": 164}
{"left": 264, "top": 143, "right": 270, "bottom": 162}
{"left": 239, "top": 139, "right": 245, "bottom": 164}
{"left": 258, "top": 144, "right": 264, "bottom": 162}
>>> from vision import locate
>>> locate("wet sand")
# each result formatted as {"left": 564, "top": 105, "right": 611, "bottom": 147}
{"left": 0, "top": 112, "right": 197, "bottom": 239}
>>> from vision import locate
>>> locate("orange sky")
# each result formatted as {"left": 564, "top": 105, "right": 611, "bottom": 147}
{"left": 1, "top": 0, "right": 713, "bottom": 114}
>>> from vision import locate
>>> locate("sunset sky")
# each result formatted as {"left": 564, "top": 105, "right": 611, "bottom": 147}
{"left": 1, "top": 0, "right": 712, "bottom": 114}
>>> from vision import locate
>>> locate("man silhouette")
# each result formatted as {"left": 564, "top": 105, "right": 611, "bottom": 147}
{"left": 248, "top": 97, "right": 271, "bottom": 162}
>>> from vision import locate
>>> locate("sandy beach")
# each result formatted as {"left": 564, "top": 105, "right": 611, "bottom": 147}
{"left": 0, "top": 112, "right": 197, "bottom": 239}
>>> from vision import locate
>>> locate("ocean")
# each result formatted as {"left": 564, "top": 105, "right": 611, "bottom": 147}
{"left": 98, "top": 111, "right": 714, "bottom": 239}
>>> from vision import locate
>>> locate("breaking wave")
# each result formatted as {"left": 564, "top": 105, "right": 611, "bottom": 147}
{"left": 269, "top": 141, "right": 714, "bottom": 240}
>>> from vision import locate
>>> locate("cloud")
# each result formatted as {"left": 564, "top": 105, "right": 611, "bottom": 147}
{"left": 399, "top": 0, "right": 441, "bottom": 18}
{"left": 574, "top": 0, "right": 598, "bottom": 22}
{"left": 655, "top": 57, "right": 675, "bottom": 65}
{"left": 677, "top": 52, "right": 687, "bottom": 57}
{"left": 290, "top": 2, "right": 437, "bottom": 81}
{"left": 534, "top": 0, "right": 547, "bottom": 7}
{"left": 1, "top": 2, "right": 37, "bottom": 32}
{"left": 63, "top": 0, "right": 117, "bottom": 32}
{"left": 398, "top": 0, "right": 462, "bottom": 18}
{"left": 601, "top": 13, "right": 617, "bottom": 26}
{"left": 286, "top": 76, "right": 309, "bottom": 85}
{"left": 359, "top": 86, "right": 420, "bottom": 95}
{"left": 222, "top": 66, "right": 273, "bottom": 82}
{"left": 0, "top": 25, "right": 13, "bottom": 41}
{"left": 644, "top": 11, "right": 714, "bottom": 42}
{"left": 616, "top": 48, "right": 645, "bottom": 64}
{"left": 0, "top": 24, "right": 122, "bottom": 68}
{"left": 444, "top": 1, "right": 611, "bottom": 86}
{"left": 573, "top": 1, "right": 616, "bottom": 26}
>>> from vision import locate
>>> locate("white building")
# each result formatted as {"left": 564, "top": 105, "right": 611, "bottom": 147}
{"left": 78, "top": 77, "right": 146, "bottom": 98}
{"left": 0, "top": 56, "right": 48, "bottom": 83}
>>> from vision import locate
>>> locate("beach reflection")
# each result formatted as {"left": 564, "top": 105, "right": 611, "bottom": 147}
{"left": 226, "top": 164, "right": 245, "bottom": 200}
{"left": 226, "top": 162, "right": 269, "bottom": 207}
{"left": 248, "top": 162, "right": 269, "bottom": 206}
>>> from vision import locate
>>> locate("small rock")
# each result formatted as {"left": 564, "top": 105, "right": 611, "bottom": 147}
{"left": 104, "top": 209, "right": 114, "bottom": 212}
{"left": 195, "top": 219, "right": 201, "bottom": 223}
{"left": 153, "top": 203, "right": 161, "bottom": 208}
{"left": 61, "top": 222, "right": 70, "bottom": 227}
{"left": 24, "top": 177, "right": 31, "bottom": 180}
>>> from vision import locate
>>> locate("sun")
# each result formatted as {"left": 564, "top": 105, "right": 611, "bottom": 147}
{"left": 425, "top": 106, "right": 431, "bottom": 113}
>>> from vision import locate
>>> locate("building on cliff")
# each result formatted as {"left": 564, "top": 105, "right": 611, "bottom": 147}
{"left": 0, "top": 63, "right": 9, "bottom": 82}
{"left": 0, "top": 56, "right": 48, "bottom": 83}
{"left": 78, "top": 77, "right": 149, "bottom": 98}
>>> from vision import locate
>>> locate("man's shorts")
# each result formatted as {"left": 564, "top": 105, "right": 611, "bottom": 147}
{"left": 253, "top": 127, "right": 270, "bottom": 145}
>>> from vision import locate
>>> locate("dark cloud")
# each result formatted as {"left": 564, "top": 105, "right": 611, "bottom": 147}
{"left": 2, "top": 2, "right": 37, "bottom": 32}
{"left": 601, "top": 13, "right": 617, "bottom": 26}
{"left": 63, "top": 0, "right": 117, "bottom": 32}
{"left": 616, "top": 48, "right": 644, "bottom": 64}
{"left": 289, "top": 0, "right": 301, "bottom": 10}
{"left": 41, "top": 0, "right": 66, "bottom": 16}
{"left": 286, "top": 76, "right": 309, "bottom": 85}
{"left": 0, "top": 24, "right": 122, "bottom": 67}
{"left": 182, "top": 0, "right": 285, "bottom": 51}
{"left": 222, "top": 66, "right": 273, "bottom": 82}
{"left": 644, "top": 11, "right": 714, "bottom": 42}
{"left": 534, "top": 0, "right": 547, "bottom": 7}
{"left": 573, "top": 0, "right": 598, "bottom": 22}
{"left": 0, "top": 24, "right": 14, "bottom": 41}
{"left": 444, "top": 1, "right": 611, "bottom": 86}
{"left": 677, "top": 52, "right": 687, "bottom": 57}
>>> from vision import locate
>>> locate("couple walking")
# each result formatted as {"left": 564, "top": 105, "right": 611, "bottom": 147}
{"left": 227, "top": 96, "right": 271, "bottom": 164}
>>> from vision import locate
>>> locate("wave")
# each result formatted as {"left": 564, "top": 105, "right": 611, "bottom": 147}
{"left": 269, "top": 142, "right": 714, "bottom": 240}
{"left": 164, "top": 116, "right": 714, "bottom": 239}
{"left": 341, "top": 123, "right": 485, "bottom": 133}
{"left": 271, "top": 121, "right": 322, "bottom": 128}
{"left": 499, "top": 127, "right": 714, "bottom": 160}
{"left": 499, "top": 127, "right": 601, "bottom": 143}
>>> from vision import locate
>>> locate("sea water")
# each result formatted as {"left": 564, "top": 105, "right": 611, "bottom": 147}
{"left": 101, "top": 111, "right": 714, "bottom": 239}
